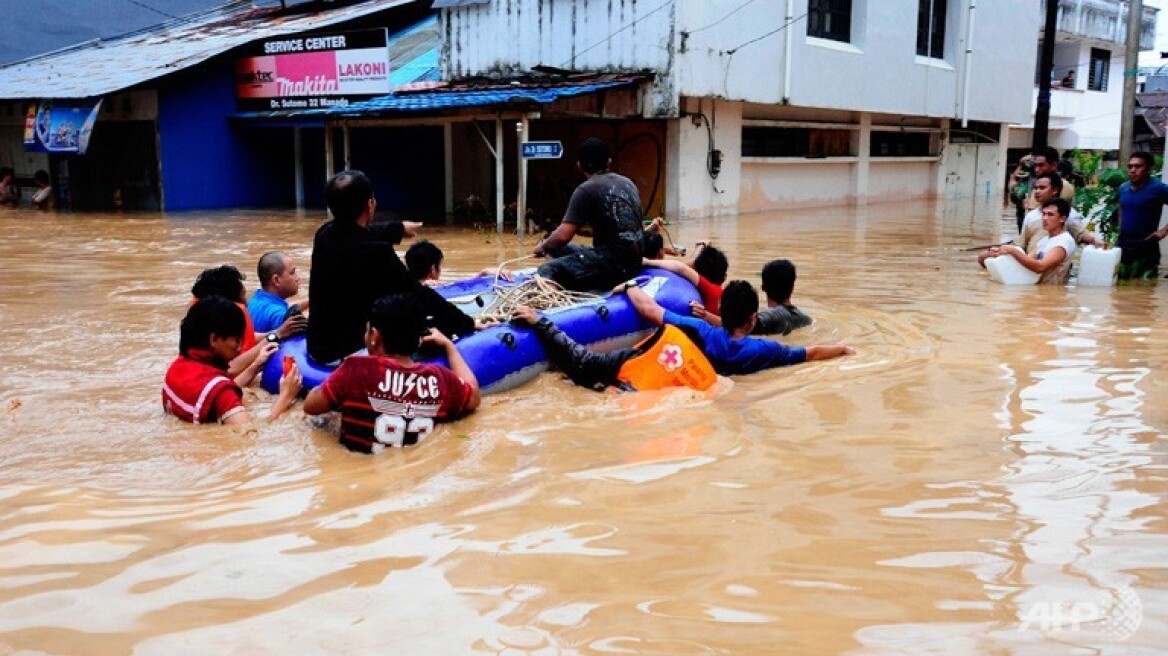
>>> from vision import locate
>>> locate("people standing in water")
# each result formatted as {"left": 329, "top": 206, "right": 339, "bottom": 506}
{"left": 993, "top": 199, "right": 1077, "bottom": 285}
{"left": 248, "top": 251, "right": 309, "bottom": 334}
{"left": 30, "top": 170, "right": 53, "bottom": 211}
{"left": 0, "top": 167, "right": 19, "bottom": 207}
{"left": 303, "top": 294, "right": 480, "bottom": 454}
{"left": 645, "top": 240, "right": 729, "bottom": 319}
{"left": 306, "top": 170, "right": 482, "bottom": 365}
{"left": 619, "top": 278, "right": 853, "bottom": 375}
{"left": 163, "top": 297, "right": 301, "bottom": 425}
{"left": 1117, "top": 151, "right": 1168, "bottom": 280}
{"left": 533, "top": 137, "right": 643, "bottom": 291}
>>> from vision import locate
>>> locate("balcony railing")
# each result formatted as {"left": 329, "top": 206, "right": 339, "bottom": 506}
{"left": 1042, "top": 0, "right": 1157, "bottom": 48}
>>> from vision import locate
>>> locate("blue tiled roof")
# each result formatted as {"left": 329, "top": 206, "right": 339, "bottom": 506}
{"left": 326, "top": 79, "right": 636, "bottom": 116}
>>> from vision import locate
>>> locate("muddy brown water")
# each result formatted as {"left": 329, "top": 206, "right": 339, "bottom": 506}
{"left": 0, "top": 199, "right": 1164, "bottom": 654}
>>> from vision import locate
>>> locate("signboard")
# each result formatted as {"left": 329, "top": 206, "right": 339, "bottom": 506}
{"left": 236, "top": 29, "right": 390, "bottom": 111}
{"left": 522, "top": 141, "right": 563, "bottom": 159}
{"left": 23, "top": 99, "right": 102, "bottom": 154}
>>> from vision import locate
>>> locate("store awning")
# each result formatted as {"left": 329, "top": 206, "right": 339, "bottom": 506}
{"left": 0, "top": 0, "right": 416, "bottom": 100}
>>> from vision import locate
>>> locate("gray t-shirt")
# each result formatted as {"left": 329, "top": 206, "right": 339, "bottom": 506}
{"left": 564, "top": 172, "right": 644, "bottom": 261}
{"left": 752, "top": 304, "right": 812, "bottom": 336}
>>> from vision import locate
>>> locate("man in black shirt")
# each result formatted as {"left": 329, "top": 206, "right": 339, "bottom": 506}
{"left": 307, "top": 170, "right": 475, "bottom": 364}
{"left": 533, "top": 138, "right": 643, "bottom": 291}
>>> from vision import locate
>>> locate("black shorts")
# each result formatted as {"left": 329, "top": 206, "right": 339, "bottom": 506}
{"left": 536, "top": 247, "right": 638, "bottom": 291}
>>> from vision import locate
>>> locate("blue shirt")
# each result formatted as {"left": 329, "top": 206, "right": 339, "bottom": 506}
{"left": 247, "top": 289, "right": 289, "bottom": 333}
{"left": 662, "top": 310, "right": 807, "bottom": 375}
{"left": 1118, "top": 178, "right": 1168, "bottom": 245}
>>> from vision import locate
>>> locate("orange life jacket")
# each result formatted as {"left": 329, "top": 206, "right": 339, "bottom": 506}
{"left": 616, "top": 324, "right": 717, "bottom": 391}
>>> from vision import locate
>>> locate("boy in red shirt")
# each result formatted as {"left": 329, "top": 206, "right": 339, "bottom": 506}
{"left": 163, "top": 297, "right": 301, "bottom": 425}
{"left": 303, "top": 294, "right": 481, "bottom": 454}
{"left": 644, "top": 240, "right": 728, "bottom": 317}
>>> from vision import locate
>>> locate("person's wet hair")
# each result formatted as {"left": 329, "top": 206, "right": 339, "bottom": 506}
{"left": 191, "top": 265, "right": 246, "bottom": 302}
{"left": 693, "top": 245, "right": 729, "bottom": 285}
{"left": 257, "top": 251, "right": 287, "bottom": 288}
{"left": 760, "top": 259, "right": 796, "bottom": 304}
{"left": 1034, "top": 146, "right": 1059, "bottom": 165}
{"left": 1042, "top": 197, "right": 1071, "bottom": 217}
{"left": 719, "top": 280, "right": 759, "bottom": 332}
{"left": 1033, "top": 171, "right": 1063, "bottom": 194}
{"left": 1131, "top": 151, "right": 1155, "bottom": 169}
{"left": 325, "top": 170, "right": 374, "bottom": 223}
{"left": 641, "top": 231, "right": 664, "bottom": 259}
{"left": 33, "top": 170, "right": 49, "bottom": 184}
{"left": 577, "top": 137, "right": 610, "bottom": 174}
{"left": 179, "top": 296, "right": 245, "bottom": 357}
{"left": 405, "top": 240, "right": 443, "bottom": 281}
{"left": 369, "top": 293, "right": 426, "bottom": 355}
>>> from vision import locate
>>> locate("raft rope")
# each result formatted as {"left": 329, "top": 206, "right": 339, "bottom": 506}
{"left": 477, "top": 275, "right": 602, "bottom": 323}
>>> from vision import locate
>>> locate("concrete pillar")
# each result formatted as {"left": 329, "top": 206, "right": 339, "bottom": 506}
{"left": 856, "top": 112, "right": 871, "bottom": 203}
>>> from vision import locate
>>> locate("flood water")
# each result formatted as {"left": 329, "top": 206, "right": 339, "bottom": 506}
{"left": 0, "top": 199, "right": 1165, "bottom": 655}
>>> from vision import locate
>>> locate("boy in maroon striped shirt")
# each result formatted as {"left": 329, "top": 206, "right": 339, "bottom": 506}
{"left": 303, "top": 294, "right": 480, "bottom": 453}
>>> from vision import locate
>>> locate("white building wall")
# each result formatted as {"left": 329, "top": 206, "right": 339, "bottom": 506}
{"left": 1009, "top": 42, "right": 1125, "bottom": 151}
{"left": 674, "top": 0, "right": 1037, "bottom": 125}
{"left": 440, "top": 0, "right": 680, "bottom": 115}
{"left": 441, "top": 1, "right": 1040, "bottom": 213}
{"left": 666, "top": 98, "right": 741, "bottom": 219}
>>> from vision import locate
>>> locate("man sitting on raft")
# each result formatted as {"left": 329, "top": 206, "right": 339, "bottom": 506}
{"left": 304, "top": 294, "right": 480, "bottom": 454}
{"left": 533, "top": 137, "right": 643, "bottom": 291}
{"left": 307, "top": 170, "right": 483, "bottom": 365}
{"left": 406, "top": 239, "right": 513, "bottom": 287}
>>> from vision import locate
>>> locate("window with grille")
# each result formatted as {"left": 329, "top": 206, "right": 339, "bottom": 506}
{"left": 1088, "top": 48, "right": 1110, "bottom": 92}
{"left": 916, "top": 0, "right": 947, "bottom": 58}
{"left": 743, "top": 127, "right": 853, "bottom": 158}
{"left": 807, "top": 0, "right": 852, "bottom": 43}
{"left": 870, "top": 131, "right": 932, "bottom": 157}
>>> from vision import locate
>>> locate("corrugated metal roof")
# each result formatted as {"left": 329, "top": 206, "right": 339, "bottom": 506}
{"left": 0, "top": 0, "right": 415, "bottom": 100}
{"left": 236, "top": 75, "right": 643, "bottom": 119}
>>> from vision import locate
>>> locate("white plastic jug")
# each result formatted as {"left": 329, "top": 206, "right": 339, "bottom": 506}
{"left": 1076, "top": 245, "right": 1122, "bottom": 287}
{"left": 986, "top": 254, "right": 1040, "bottom": 285}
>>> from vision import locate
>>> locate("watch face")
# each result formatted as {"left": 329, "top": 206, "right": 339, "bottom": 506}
{"left": 267, "top": 333, "right": 279, "bottom": 343}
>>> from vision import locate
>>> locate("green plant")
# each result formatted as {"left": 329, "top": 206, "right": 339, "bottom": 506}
{"left": 1075, "top": 167, "right": 1127, "bottom": 243}
{"left": 1071, "top": 148, "right": 1103, "bottom": 185}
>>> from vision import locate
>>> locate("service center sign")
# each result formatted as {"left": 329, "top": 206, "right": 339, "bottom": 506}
{"left": 236, "top": 29, "right": 390, "bottom": 111}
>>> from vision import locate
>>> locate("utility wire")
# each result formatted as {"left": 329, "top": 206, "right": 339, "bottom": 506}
{"left": 723, "top": 11, "right": 808, "bottom": 55}
{"left": 686, "top": 0, "right": 758, "bottom": 35}
{"left": 561, "top": 0, "right": 674, "bottom": 67}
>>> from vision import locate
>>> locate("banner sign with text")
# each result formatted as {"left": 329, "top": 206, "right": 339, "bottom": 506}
{"left": 236, "top": 29, "right": 391, "bottom": 111}
{"left": 23, "top": 99, "right": 102, "bottom": 154}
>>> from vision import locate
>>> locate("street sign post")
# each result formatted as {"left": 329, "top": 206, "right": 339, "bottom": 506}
{"left": 521, "top": 141, "right": 563, "bottom": 159}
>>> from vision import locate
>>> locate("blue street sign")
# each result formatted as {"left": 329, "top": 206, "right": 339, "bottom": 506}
{"left": 522, "top": 141, "right": 563, "bottom": 159}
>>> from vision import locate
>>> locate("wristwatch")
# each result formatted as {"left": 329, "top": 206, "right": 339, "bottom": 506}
{"left": 265, "top": 332, "right": 280, "bottom": 344}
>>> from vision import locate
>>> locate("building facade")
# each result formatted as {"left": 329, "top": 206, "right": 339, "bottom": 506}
{"left": 1009, "top": 0, "right": 1158, "bottom": 153}
{"left": 442, "top": 0, "right": 1040, "bottom": 218}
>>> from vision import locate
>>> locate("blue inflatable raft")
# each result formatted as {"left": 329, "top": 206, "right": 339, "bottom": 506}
{"left": 261, "top": 267, "right": 700, "bottom": 395}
